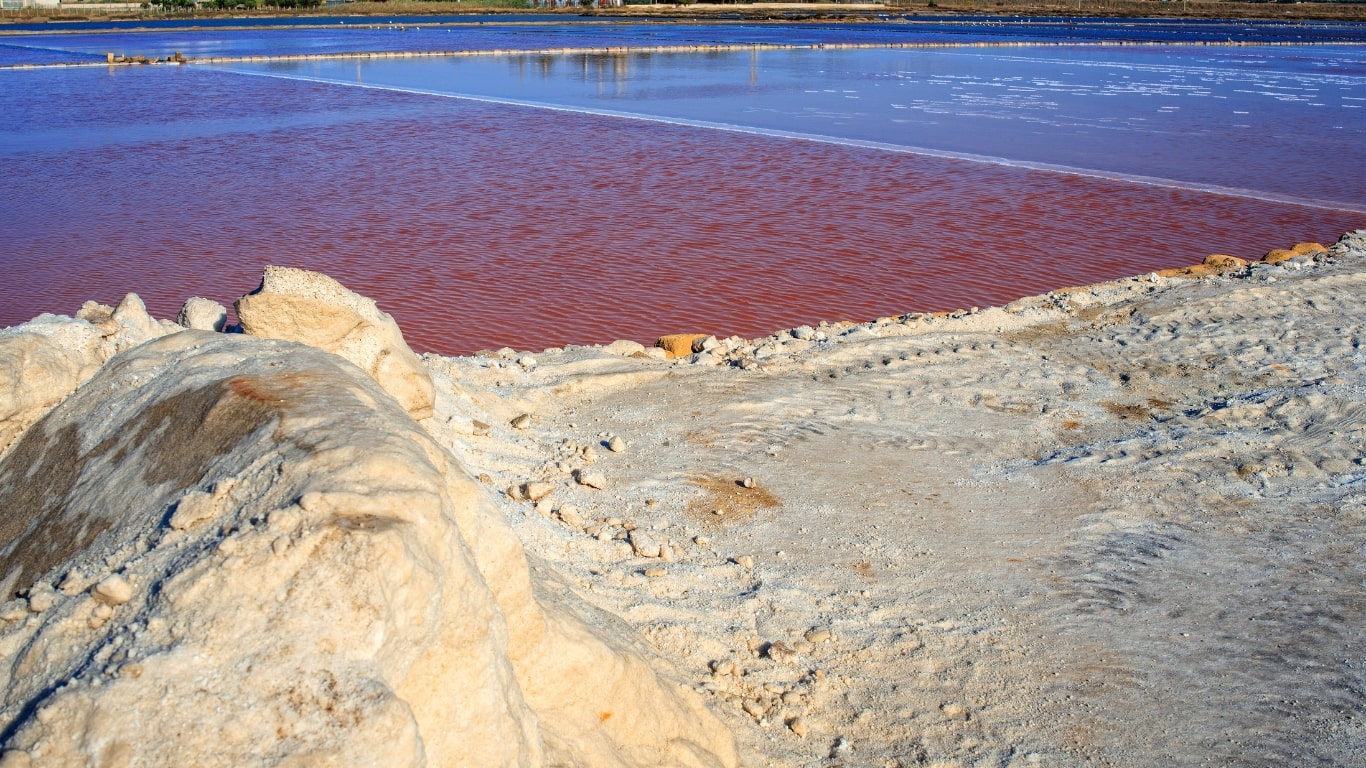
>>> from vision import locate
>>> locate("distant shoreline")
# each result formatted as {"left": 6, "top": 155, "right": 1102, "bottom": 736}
{"left": 3, "top": 1, "right": 1365, "bottom": 29}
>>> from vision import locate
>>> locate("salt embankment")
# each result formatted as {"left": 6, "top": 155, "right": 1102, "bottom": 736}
{"left": 0, "top": 231, "right": 1364, "bottom": 766}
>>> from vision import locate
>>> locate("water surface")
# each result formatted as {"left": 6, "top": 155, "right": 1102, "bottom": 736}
{"left": 2, "top": 24, "right": 1362, "bottom": 354}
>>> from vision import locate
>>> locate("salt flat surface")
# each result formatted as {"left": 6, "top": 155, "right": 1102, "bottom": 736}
{"left": 423, "top": 233, "right": 1366, "bottom": 766}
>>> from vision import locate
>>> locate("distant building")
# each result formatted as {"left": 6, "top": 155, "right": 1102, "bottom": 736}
{"left": 1, "top": 0, "right": 62, "bottom": 7}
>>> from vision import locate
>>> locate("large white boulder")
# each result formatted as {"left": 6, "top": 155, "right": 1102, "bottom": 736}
{"left": 0, "top": 332, "right": 735, "bottom": 767}
{"left": 235, "top": 266, "right": 436, "bottom": 420}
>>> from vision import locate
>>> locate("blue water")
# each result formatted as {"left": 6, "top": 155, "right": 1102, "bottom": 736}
{"left": 2, "top": 16, "right": 1364, "bottom": 66}
{"left": 199, "top": 43, "right": 1365, "bottom": 210}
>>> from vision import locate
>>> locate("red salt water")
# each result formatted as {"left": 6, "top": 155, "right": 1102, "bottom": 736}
{"left": 2, "top": 74, "right": 1359, "bottom": 355}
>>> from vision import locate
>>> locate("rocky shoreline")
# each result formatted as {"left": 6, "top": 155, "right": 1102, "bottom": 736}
{"left": 0, "top": 230, "right": 1363, "bottom": 766}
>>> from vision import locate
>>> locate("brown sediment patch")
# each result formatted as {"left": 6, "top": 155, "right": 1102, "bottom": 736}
{"left": 0, "top": 378, "right": 278, "bottom": 600}
{"left": 846, "top": 560, "right": 877, "bottom": 579}
{"left": 686, "top": 474, "right": 781, "bottom": 526}
{"left": 1103, "top": 402, "right": 1153, "bottom": 422}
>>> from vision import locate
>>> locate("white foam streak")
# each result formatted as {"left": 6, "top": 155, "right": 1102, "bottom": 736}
{"left": 215, "top": 65, "right": 1366, "bottom": 214}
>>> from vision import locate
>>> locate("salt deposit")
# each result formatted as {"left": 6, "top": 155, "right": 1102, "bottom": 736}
{"left": 0, "top": 291, "right": 736, "bottom": 765}
{"left": 2, "top": 235, "right": 1365, "bottom": 765}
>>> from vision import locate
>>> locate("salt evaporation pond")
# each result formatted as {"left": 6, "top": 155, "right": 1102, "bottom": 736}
{"left": 2, "top": 18, "right": 1363, "bottom": 354}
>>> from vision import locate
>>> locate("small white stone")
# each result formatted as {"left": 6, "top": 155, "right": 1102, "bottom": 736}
{"left": 0, "top": 602, "right": 28, "bottom": 622}
{"left": 577, "top": 471, "right": 608, "bottom": 490}
{"left": 734, "top": 555, "right": 755, "bottom": 569}
{"left": 177, "top": 296, "right": 228, "bottom": 332}
{"left": 767, "top": 641, "right": 798, "bottom": 664}
{"left": 57, "top": 571, "right": 86, "bottom": 595}
{"left": 606, "top": 436, "right": 626, "bottom": 453}
{"left": 26, "top": 587, "right": 57, "bottom": 614}
{"left": 557, "top": 506, "right": 585, "bottom": 528}
{"left": 517, "top": 355, "right": 537, "bottom": 369}
{"left": 804, "top": 628, "right": 833, "bottom": 644}
{"left": 522, "top": 482, "right": 555, "bottom": 502}
{"left": 510, "top": 413, "right": 532, "bottom": 429}
{"left": 788, "top": 717, "right": 808, "bottom": 738}
{"left": 169, "top": 491, "right": 217, "bottom": 531}
{"left": 629, "top": 530, "right": 663, "bottom": 558}
{"left": 604, "top": 339, "right": 646, "bottom": 356}
{"left": 92, "top": 575, "right": 133, "bottom": 606}
{"left": 741, "top": 477, "right": 756, "bottom": 488}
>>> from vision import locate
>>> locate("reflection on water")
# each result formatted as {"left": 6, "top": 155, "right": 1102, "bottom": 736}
{"left": 223, "top": 44, "right": 1366, "bottom": 209}
{"left": 4, "top": 16, "right": 1364, "bottom": 65}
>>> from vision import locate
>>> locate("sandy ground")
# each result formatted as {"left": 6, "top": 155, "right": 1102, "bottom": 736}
{"left": 418, "top": 233, "right": 1366, "bottom": 767}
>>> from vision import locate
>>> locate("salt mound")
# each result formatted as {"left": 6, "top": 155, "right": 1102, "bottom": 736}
{"left": 0, "top": 294, "right": 177, "bottom": 458}
{"left": 0, "top": 332, "right": 735, "bottom": 767}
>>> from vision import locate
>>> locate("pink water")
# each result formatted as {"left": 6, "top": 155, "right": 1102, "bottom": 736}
{"left": 3, "top": 68, "right": 1360, "bottom": 355}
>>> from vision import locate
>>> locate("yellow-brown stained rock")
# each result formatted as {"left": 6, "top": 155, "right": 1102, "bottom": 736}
{"left": 1155, "top": 254, "right": 1248, "bottom": 279}
{"left": 1264, "top": 242, "right": 1325, "bottom": 264}
{"left": 1202, "top": 254, "right": 1248, "bottom": 271}
{"left": 656, "top": 334, "right": 709, "bottom": 360}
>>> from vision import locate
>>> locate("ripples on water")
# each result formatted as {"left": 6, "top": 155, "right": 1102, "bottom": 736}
{"left": 1, "top": 21, "right": 1363, "bottom": 354}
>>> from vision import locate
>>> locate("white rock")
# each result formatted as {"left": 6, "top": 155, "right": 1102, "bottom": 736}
{"left": 557, "top": 506, "right": 585, "bottom": 529}
{"left": 577, "top": 471, "right": 608, "bottom": 490}
{"left": 168, "top": 491, "right": 217, "bottom": 531}
{"left": 25, "top": 587, "right": 56, "bottom": 614}
{"left": 804, "top": 628, "right": 833, "bottom": 644}
{"left": 176, "top": 297, "right": 227, "bottom": 332}
{"left": 629, "top": 530, "right": 663, "bottom": 559}
{"left": 92, "top": 575, "right": 133, "bottom": 606}
{"left": 604, "top": 339, "right": 646, "bottom": 357}
{"left": 521, "top": 482, "right": 555, "bottom": 502}
{"left": 234, "top": 266, "right": 435, "bottom": 419}
{"left": 607, "top": 436, "right": 626, "bottom": 453}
